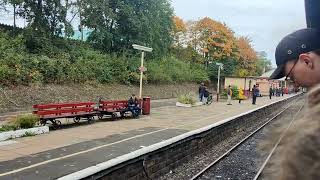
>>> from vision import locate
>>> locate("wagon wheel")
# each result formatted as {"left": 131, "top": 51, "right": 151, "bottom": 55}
{"left": 40, "top": 119, "right": 47, "bottom": 126}
{"left": 120, "top": 112, "right": 125, "bottom": 118}
{"left": 111, "top": 113, "right": 117, "bottom": 120}
{"left": 98, "top": 114, "right": 104, "bottom": 120}
{"left": 73, "top": 117, "right": 81, "bottom": 123}
{"left": 53, "top": 120, "right": 62, "bottom": 126}
{"left": 87, "top": 116, "right": 95, "bottom": 123}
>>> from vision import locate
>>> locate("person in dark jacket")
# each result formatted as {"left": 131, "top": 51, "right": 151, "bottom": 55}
{"left": 198, "top": 82, "right": 206, "bottom": 102}
{"left": 128, "top": 94, "right": 140, "bottom": 118}
{"left": 252, "top": 85, "right": 258, "bottom": 105}
{"left": 203, "top": 87, "right": 209, "bottom": 104}
{"left": 269, "top": 86, "right": 273, "bottom": 100}
{"left": 272, "top": 87, "right": 275, "bottom": 96}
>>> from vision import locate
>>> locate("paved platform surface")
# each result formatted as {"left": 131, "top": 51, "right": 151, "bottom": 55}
{"left": 0, "top": 95, "right": 294, "bottom": 179}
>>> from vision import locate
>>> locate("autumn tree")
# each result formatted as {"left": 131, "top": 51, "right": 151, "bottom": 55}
{"left": 194, "top": 17, "right": 237, "bottom": 61}
{"left": 172, "top": 16, "right": 186, "bottom": 47}
{"left": 173, "top": 16, "right": 186, "bottom": 33}
{"left": 234, "top": 36, "right": 258, "bottom": 77}
{"left": 185, "top": 20, "right": 200, "bottom": 52}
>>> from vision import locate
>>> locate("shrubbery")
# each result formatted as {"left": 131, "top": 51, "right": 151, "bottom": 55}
{"left": 231, "top": 86, "right": 239, "bottom": 99}
{"left": 222, "top": 85, "right": 240, "bottom": 99}
{"left": 146, "top": 57, "right": 209, "bottom": 84}
{"left": 178, "top": 93, "right": 196, "bottom": 105}
{"left": 0, "top": 114, "right": 39, "bottom": 132}
{"left": 0, "top": 31, "right": 209, "bottom": 86}
{"left": 15, "top": 114, "right": 39, "bottom": 129}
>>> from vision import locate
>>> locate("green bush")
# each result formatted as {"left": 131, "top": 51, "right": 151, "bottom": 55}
{"left": 222, "top": 86, "right": 239, "bottom": 99}
{"left": 0, "top": 30, "right": 210, "bottom": 86}
{"left": 147, "top": 61, "right": 173, "bottom": 83}
{"left": 178, "top": 93, "right": 196, "bottom": 105}
{"left": 15, "top": 114, "right": 39, "bottom": 129}
{"left": 0, "top": 64, "right": 15, "bottom": 85}
{"left": 147, "top": 57, "right": 209, "bottom": 84}
{"left": 232, "top": 86, "right": 239, "bottom": 99}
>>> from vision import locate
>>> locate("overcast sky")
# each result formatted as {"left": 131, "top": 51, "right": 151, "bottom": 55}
{"left": 171, "top": 0, "right": 306, "bottom": 66}
{"left": 1, "top": 0, "right": 306, "bottom": 66}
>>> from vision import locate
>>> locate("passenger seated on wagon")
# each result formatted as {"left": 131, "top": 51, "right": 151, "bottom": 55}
{"left": 128, "top": 94, "right": 141, "bottom": 118}
{"left": 95, "top": 96, "right": 103, "bottom": 110}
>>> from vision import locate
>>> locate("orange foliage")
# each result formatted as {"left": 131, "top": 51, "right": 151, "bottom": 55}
{"left": 172, "top": 16, "right": 187, "bottom": 47}
{"left": 179, "top": 17, "right": 260, "bottom": 77}
{"left": 235, "top": 36, "right": 258, "bottom": 77}
{"left": 194, "top": 17, "right": 237, "bottom": 60}
{"left": 236, "top": 36, "right": 257, "bottom": 61}
{"left": 173, "top": 16, "right": 187, "bottom": 33}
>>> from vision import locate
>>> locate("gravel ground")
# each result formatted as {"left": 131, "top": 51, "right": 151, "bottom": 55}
{"left": 199, "top": 122, "right": 267, "bottom": 180}
{"left": 157, "top": 98, "right": 305, "bottom": 180}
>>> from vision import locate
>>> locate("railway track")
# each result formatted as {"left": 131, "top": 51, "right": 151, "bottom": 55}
{"left": 190, "top": 99, "right": 305, "bottom": 180}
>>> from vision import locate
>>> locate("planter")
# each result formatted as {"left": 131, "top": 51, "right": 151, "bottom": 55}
{"left": 0, "top": 126, "right": 49, "bottom": 142}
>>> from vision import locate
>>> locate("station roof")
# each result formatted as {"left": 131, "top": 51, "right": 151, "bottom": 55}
{"left": 261, "top": 69, "right": 285, "bottom": 81}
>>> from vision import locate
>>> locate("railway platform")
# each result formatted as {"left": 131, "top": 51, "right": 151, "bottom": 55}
{"left": 0, "top": 95, "right": 297, "bottom": 179}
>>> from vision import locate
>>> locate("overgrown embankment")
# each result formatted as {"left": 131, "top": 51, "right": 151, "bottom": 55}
{"left": 0, "top": 29, "right": 210, "bottom": 114}
{"left": 0, "top": 30, "right": 208, "bottom": 86}
{"left": 0, "top": 83, "right": 200, "bottom": 114}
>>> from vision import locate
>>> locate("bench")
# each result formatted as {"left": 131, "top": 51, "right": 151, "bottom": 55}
{"left": 33, "top": 102, "right": 96, "bottom": 126}
{"left": 98, "top": 100, "right": 141, "bottom": 120}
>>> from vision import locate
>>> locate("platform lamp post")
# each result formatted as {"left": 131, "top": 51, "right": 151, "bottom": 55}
{"left": 132, "top": 44, "right": 153, "bottom": 99}
{"left": 216, "top": 63, "right": 224, "bottom": 102}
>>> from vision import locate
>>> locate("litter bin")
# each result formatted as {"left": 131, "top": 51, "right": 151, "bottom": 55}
{"left": 142, "top": 97, "right": 151, "bottom": 115}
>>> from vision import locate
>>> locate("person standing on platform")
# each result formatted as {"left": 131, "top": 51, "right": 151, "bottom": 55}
{"left": 272, "top": 87, "right": 275, "bottom": 96}
{"left": 227, "top": 85, "right": 232, "bottom": 105}
{"left": 252, "top": 85, "right": 258, "bottom": 105}
{"left": 238, "top": 88, "right": 244, "bottom": 103}
{"left": 269, "top": 86, "right": 273, "bottom": 100}
{"left": 198, "top": 82, "right": 205, "bottom": 102}
{"left": 203, "top": 86, "right": 209, "bottom": 104}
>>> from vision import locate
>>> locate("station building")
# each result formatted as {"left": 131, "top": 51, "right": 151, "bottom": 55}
{"left": 224, "top": 69, "right": 294, "bottom": 96}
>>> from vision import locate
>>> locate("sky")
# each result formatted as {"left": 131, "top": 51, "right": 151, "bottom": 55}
{"left": 171, "top": 0, "right": 306, "bottom": 66}
{"left": 1, "top": 0, "right": 306, "bottom": 66}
